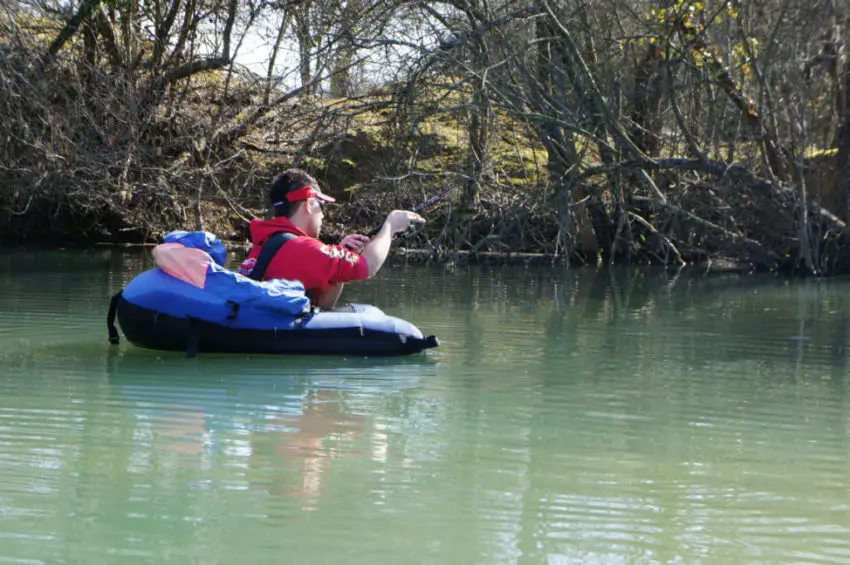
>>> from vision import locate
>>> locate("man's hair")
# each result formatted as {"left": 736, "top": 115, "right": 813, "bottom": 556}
{"left": 268, "top": 169, "right": 318, "bottom": 218}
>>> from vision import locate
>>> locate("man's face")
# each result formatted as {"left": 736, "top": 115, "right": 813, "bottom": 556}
{"left": 305, "top": 197, "right": 325, "bottom": 238}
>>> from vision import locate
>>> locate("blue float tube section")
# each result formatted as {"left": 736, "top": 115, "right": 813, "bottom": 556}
{"left": 111, "top": 269, "right": 439, "bottom": 357}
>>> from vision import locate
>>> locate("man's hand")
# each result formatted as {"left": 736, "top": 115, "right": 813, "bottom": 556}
{"left": 341, "top": 234, "right": 370, "bottom": 253}
{"left": 360, "top": 210, "right": 425, "bottom": 278}
{"left": 384, "top": 210, "right": 426, "bottom": 235}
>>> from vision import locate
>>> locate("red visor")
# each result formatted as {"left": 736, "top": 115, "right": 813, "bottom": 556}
{"left": 282, "top": 186, "right": 336, "bottom": 205}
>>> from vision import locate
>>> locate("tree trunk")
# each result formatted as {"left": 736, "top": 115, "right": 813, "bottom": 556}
{"left": 837, "top": 8, "right": 850, "bottom": 220}
{"left": 534, "top": 15, "right": 603, "bottom": 256}
{"left": 330, "top": 0, "right": 360, "bottom": 98}
{"left": 43, "top": 0, "right": 102, "bottom": 65}
{"left": 541, "top": 8, "right": 635, "bottom": 258}
{"left": 329, "top": 48, "right": 352, "bottom": 98}
{"left": 464, "top": 88, "right": 487, "bottom": 213}
{"left": 220, "top": 0, "right": 238, "bottom": 62}
{"left": 82, "top": 19, "right": 98, "bottom": 68}
{"left": 266, "top": 10, "right": 291, "bottom": 105}
{"left": 631, "top": 45, "right": 665, "bottom": 156}
{"left": 95, "top": 7, "right": 124, "bottom": 69}
{"left": 151, "top": 0, "right": 182, "bottom": 69}
{"left": 294, "top": 3, "right": 313, "bottom": 96}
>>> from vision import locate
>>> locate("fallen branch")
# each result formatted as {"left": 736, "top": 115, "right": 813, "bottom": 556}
{"left": 628, "top": 210, "right": 685, "bottom": 265}
{"left": 579, "top": 157, "right": 792, "bottom": 202}
{"left": 632, "top": 195, "right": 782, "bottom": 264}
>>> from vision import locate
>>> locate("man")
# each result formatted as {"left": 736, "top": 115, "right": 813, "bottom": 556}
{"left": 239, "top": 169, "right": 425, "bottom": 310}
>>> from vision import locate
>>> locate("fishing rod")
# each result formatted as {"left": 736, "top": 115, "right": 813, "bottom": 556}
{"left": 365, "top": 163, "right": 500, "bottom": 238}
{"left": 364, "top": 180, "right": 469, "bottom": 238}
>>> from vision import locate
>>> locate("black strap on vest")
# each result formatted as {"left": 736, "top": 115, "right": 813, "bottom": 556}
{"left": 249, "top": 232, "right": 298, "bottom": 281}
{"left": 107, "top": 291, "right": 122, "bottom": 344}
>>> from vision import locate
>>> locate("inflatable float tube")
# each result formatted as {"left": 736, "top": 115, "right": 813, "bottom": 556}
{"left": 108, "top": 269, "right": 439, "bottom": 357}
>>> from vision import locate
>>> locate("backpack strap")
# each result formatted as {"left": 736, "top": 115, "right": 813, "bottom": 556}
{"left": 249, "top": 232, "right": 298, "bottom": 281}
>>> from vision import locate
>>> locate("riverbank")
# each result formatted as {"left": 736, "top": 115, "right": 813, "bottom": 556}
{"left": 2, "top": 236, "right": 764, "bottom": 277}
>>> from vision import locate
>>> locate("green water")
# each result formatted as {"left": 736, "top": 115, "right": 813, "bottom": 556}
{"left": 1, "top": 248, "right": 849, "bottom": 564}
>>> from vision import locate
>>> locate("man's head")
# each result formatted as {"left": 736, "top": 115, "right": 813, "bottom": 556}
{"left": 268, "top": 169, "right": 335, "bottom": 237}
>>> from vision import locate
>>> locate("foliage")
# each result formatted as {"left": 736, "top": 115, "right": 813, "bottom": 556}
{"left": 1, "top": 0, "right": 850, "bottom": 275}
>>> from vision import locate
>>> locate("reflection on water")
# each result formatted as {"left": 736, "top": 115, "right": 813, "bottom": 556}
{"left": 0, "top": 248, "right": 849, "bottom": 563}
{"left": 106, "top": 351, "right": 410, "bottom": 514}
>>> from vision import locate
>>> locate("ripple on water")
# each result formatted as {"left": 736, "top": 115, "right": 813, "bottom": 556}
{"left": 1, "top": 258, "right": 850, "bottom": 563}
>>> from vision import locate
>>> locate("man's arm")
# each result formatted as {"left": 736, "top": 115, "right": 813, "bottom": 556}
{"left": 312, "top": 283, "right": 344, "bottom": 311}
{"left": 360, "top": 223, "right": 394, "bottom": 278}
{"left": 360, "top": 210, "right": 425, "bottom": 278}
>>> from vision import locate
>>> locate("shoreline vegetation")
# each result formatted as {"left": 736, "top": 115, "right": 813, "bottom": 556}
{"left": 3, "top": 239, "right": 761, "bottom": 277}
{"left": 3, "top": 2, "right": 850, "bottom": 276}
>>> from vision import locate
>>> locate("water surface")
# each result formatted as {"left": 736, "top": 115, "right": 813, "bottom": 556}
{"left": 1, "top": 248, "right": 849, "bottom": 563}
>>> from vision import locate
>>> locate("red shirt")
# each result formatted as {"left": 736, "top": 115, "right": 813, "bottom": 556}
{"left": 238, "top": 217, "right": 369, "bottom": 292}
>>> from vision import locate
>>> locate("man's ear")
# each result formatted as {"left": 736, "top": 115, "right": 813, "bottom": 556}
{"left": 291, "top": 200, "right": 308, "bottom": 216}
